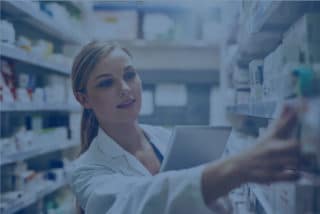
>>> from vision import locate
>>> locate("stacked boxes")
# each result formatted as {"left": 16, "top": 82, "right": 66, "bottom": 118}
{"left": 272, "top": 183, "right": 320, "bottom": 214}
{"left": 261, "top": 13, "right": 320, "bottom": 102}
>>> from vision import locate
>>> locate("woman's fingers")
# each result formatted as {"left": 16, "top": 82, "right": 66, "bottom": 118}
{"left": 272, "top": 169, "right": 300, "bottom": 182}
{"left": 266, "top": 139, "right": 300, "bottom": 158}
{"left": 252, "top": 168, "right": 300, "bottom": 183}
{"left": 267, "top": 156, "right": 300, "bottom": 169}
{"left": 247, "top": 138, "right": 301, "bottom": 184}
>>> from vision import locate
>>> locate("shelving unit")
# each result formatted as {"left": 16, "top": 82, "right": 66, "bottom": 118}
{"left": 226, "top": 102, "right": 277, "bottom": 119}
{"left": 222, "top": 1, "right": 320, "bottom": 214}
{"left": 1, "top": 1, "right": 82, "bottom": 44}
{"left": 1, "top": 1, "right": 83, "bottom": 213}
{"left": 236, "top": 1, "right": 320, "bottom": 65}
{"left": 0, "top": 44, "right": 71, "bottom": 75}
{"left": 2, "top": 179, "right": 68, "bottom": 214}
{"left": 1, "top": 140, "right": 79, "bottom": 166}
{"left": 115, "top": 39, "right": 218, "bottom": 49}
{"left": 0, "top": 103, "right": 81, "bottom": 112}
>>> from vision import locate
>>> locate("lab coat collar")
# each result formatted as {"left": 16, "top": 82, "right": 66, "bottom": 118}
{"left": 95, "top": 126, "right": 159, "bottom": 176}
{"left": 95, "top": 127, "right": 126, "bottom": 159}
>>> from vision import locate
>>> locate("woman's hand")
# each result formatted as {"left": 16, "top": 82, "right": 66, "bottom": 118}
{"left": 235, "top": 104, "right": 301, "bottom": 184}
{"left": 202, "top": 104, "right": 302, "bottom": 205}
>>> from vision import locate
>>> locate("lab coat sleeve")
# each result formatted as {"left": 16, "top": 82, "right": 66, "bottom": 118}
{"left": 68, "top": 163, "right": 221, "bottom": 214}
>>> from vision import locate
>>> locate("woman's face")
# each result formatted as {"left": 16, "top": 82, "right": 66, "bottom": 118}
{"left": 83, "top": 48, "right": 142, "bottom": 124}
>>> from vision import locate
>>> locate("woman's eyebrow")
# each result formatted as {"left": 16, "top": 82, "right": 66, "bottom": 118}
{"left": 95, "top": 73, "right": 112, "bottom": 80}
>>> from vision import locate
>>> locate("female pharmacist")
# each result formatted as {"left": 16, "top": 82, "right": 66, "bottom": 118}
{"left": 67, "top": 41, "right": 302, "bottom": 214}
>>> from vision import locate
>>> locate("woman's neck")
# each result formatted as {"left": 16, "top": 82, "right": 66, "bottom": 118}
{"left": 100, "top": 121, "right": 145, "bottom": 154}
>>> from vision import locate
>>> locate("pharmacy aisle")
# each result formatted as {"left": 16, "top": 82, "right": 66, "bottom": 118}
{"left": 1, "top": 1, "right": 320, "bottom": 214}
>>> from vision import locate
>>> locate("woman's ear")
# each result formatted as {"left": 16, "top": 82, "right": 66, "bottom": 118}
{"left": 75, "top": 92, "right": 91, "bottom": 109}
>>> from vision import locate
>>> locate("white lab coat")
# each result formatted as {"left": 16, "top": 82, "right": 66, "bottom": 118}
{"left": 66, "top": 124, "right": 231, "bottom": 214}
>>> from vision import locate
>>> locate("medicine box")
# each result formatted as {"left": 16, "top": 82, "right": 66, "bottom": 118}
{"left": 273, "top": 183, "right": 319, "bottom": 214}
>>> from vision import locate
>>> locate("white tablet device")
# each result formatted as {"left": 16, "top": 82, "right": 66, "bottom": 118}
{"left": 160, "top": 126, "right": 231, "bottom": 172}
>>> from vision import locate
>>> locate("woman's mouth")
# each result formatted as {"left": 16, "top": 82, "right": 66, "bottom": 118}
{"left": 117, "top": 99, "right": 136, "bottom": 109}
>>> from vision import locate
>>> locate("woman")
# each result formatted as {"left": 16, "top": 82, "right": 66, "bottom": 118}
{"left": 67, "top": 41, "right": 301, "bottom": 214}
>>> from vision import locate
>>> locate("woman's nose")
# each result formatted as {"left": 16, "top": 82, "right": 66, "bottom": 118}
{"left": 119, "top": 80, "right": 130, "bottom": 97}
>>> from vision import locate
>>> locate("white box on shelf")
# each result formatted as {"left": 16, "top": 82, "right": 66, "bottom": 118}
{"left": 143, "top": 13, "right": 175, "bottom": 41}
{"left": 155, "top": 84, "right": 187, "bottom": 107}
{"left": 93, "top": 11, "right": 138, "bottom": 40}
{"left": 273, "top": 182, "right": 317, "bottom": 214}
{"left": 233, "top": 67, "right": 250, "bottom": 85}
{"left": 140, "top": 90, "right": 154, "bottom": 116}
{"left": 209, "top": 88, "right": 234, "bottom": 127}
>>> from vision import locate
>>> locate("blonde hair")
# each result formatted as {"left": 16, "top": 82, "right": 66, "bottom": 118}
{"left": 71, "top": 41, "right": 131, "bottom": 154}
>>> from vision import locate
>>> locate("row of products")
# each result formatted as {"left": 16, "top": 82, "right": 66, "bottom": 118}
{"left": 0, "top": 160, "right": 70, "bottom": 213}
{"left": 1, "top": 127, "right": 69, "bottom": 157}
{"left": 0, "top": 19, "right": 73, "bottom": 67}
{"left": 233, "top": 13, "right": 320, "bottom": 104}
{"left": 0, "top": 59, "right": 70, "bottom": 105}
{"left": 254, "top": 13, "right": 320, "bottom": 103}
{"left": 37, "top": 1, "right": 82, "bottom": 36}
{"left": 93, "top": 9, "right": 182, "bottom": 42}
{"left": 16, "top": 35, "right": 73, "bottom": 68}
{"left": 92, "top": 4, "right": 222, "bottom": 43}
{"left": 247, "top": 182, "right": 320, "bottom": 214}
{"left": 8, "top": 0, "right": 83, "bottom": 42}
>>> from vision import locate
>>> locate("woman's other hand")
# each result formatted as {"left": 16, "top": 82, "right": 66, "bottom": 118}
{"left": 236, "top": 104, "right": 301, "bottom": 184}
{"left": 202, "top": 103, "right": 303, "bottom": 205}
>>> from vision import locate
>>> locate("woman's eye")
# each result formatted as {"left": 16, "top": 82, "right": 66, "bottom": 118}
{"left": 124, "top": 71, "right": 136, "bottom": 81}
{"left": 97, "top": 79, "right": 113, "bottom": 88}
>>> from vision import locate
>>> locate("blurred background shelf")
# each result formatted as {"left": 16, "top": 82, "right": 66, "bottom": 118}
{"left": 1, "top": 140, "right": 80, "bottom": 166}
{"left": 0, "top": 103, "right": 81, "bottom": 112}
{"left": 114, "top": 39, "right": 218, "bottom": 49}
{"left": 0, "top": 43, "right": 71, "bottom": 75}
{"left": 1, "top": 1, "right": 82, "bottom": 44}
{"left": 226, "top": 102, "right": 277, "bottom": 119}
{"left": 2, "top": 179, "right": 68, "bottom": 214}
{"left": 237, "top": 1, "right": 320, "bottom": 66}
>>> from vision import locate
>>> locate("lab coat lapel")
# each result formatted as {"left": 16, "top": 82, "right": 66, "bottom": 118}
{"left": 96, "top": 128, "right": 151, "bottom": 176}
{"left": 140, "top": 124, "right": 168, "bottom": 157}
